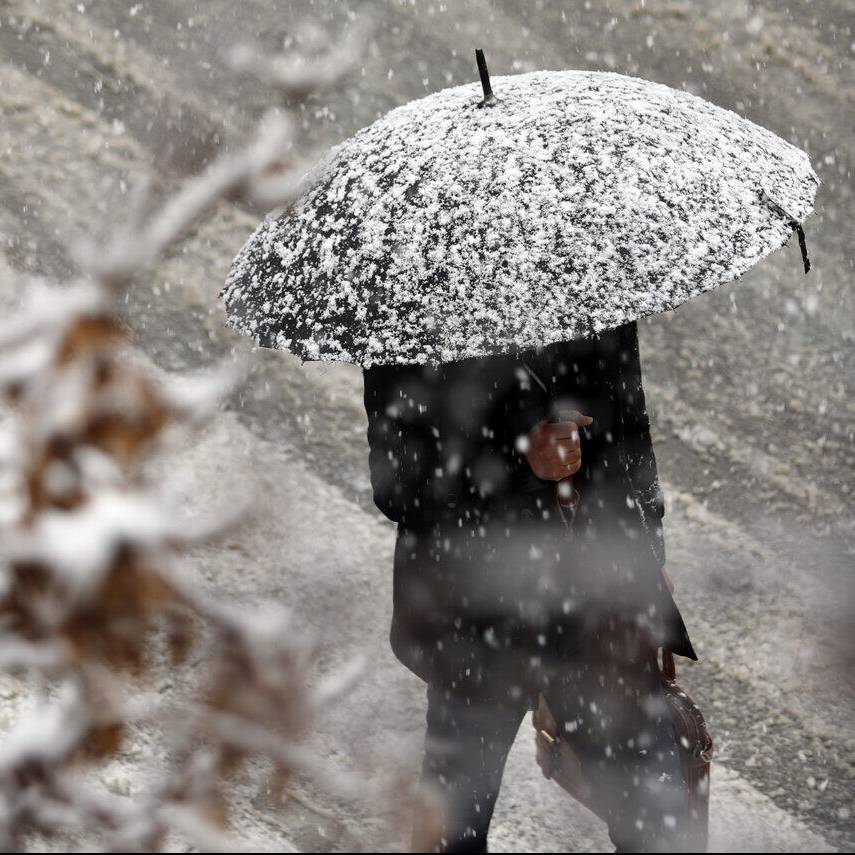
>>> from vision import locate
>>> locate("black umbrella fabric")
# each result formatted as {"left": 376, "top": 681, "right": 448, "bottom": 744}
{"left": 221, "top": 65, "right": 818, "bottom": 367}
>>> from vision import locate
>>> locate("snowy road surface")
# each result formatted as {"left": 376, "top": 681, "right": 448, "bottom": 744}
{"left": 1, "top": 0, "right": 852, "bottom": 850}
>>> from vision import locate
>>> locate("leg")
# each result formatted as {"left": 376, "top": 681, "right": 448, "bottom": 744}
{"left": 415, "top": 686, "right": 526, "bottom": 853}
{"left": 546, "top": 632, "right": 689, "bottom": 852}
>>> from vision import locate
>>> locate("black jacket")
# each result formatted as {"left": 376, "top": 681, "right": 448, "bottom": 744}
{"left": 363, "top": 322, "right": 695, "bottom": 701}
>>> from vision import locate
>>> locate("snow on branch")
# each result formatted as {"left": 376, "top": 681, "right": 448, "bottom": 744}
{"left": 74, "top": 18, "right": 367, "bottom": 291}
{"left": 0, "top": 18, "right": 384, "bottom": 853}
{"left": 229, "top": 19, "right": 369, "bottom": 100}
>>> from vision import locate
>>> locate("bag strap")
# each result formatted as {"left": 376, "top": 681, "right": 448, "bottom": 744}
{"left": 662, "top": 647, "right": 677, "bottom": 682}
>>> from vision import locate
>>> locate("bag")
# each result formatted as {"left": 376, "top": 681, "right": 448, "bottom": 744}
{"left": 534, "top": 648, "right": 713, "bottom": 851}
{"left": 660, "top": 648, "right": 714, "bottom": 850}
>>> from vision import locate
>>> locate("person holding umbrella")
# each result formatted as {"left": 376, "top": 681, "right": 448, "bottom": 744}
{"left": 221, "top": 51, "right": 817, "bottom": 853}
{"left": 362, "top": 321, "right": 695, "bottom": 852}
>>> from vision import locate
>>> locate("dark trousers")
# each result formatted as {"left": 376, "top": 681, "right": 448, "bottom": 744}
{"left": 419, "top": 641, "right": 689, "bottom": 853}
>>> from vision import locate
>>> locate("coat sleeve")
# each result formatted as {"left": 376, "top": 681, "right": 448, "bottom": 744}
{"left": 362, "top": 363, "right": 467, "bottom": 524}
{"left": 617, "top": 322, "right": 667, "bottom": 567}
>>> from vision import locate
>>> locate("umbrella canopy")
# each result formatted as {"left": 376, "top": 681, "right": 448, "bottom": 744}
{"left": 221, "top": 61, "right": 818, "bottom": 367}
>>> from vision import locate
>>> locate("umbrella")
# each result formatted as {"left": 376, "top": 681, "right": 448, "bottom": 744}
{"left": 221, "top": 50, "right": 818, "bottom": 367}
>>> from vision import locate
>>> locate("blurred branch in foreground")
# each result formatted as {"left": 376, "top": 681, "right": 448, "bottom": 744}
{"left": 0, "top": 19, "right": 391, "bottom": 852}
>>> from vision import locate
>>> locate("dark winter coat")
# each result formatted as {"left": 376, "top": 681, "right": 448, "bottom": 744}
{"left": 363, "top": 321, "right": 695, "bottom": 704}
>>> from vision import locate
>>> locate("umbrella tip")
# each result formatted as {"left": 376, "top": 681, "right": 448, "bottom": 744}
{"left": 475, "top": 48, "right": 497, "bottom": 108}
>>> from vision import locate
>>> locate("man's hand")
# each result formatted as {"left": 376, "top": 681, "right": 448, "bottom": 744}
{"left": 518, "top": 410, "right": 594, "bottom": 482}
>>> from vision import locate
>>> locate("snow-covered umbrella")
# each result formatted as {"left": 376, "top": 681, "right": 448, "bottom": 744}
{"left": 221, "top": 50, "right": 818, "bottom": 367}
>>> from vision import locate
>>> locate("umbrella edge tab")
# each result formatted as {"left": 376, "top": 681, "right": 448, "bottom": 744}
{"left": 760, "top": 189, "right": 811, "bottom": 275}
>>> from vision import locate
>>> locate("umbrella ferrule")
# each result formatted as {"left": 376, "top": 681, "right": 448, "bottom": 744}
{"left": 475, "top": 48, "right": 497, "bottom": 108}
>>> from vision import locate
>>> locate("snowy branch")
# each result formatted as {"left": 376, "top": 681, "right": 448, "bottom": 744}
{"left": 0, "top": 17, "right": 371, "bottom": 853}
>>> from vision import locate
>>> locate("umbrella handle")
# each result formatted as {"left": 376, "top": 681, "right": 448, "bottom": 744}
{"left": 521, "top": 366, "right": 583, "bottom": 535}
{"left": 552, "top": 408, "right": 582, "bottom": 537}
{"left": 555, "top": 478, "right": 580, "bottom": 539}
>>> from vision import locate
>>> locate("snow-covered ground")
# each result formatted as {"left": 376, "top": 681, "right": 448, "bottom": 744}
{"left": 0, "top": 0, "right": 852, "bottom": 850}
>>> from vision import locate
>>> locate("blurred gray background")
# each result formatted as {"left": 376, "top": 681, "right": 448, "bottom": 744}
{"left": 1, "top": 1, "right": 852, "bottom": 850}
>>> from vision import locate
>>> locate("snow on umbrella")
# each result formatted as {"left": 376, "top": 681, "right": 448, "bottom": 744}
{"left": 221, "top": 50, "right": 818, "bottom": 367}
